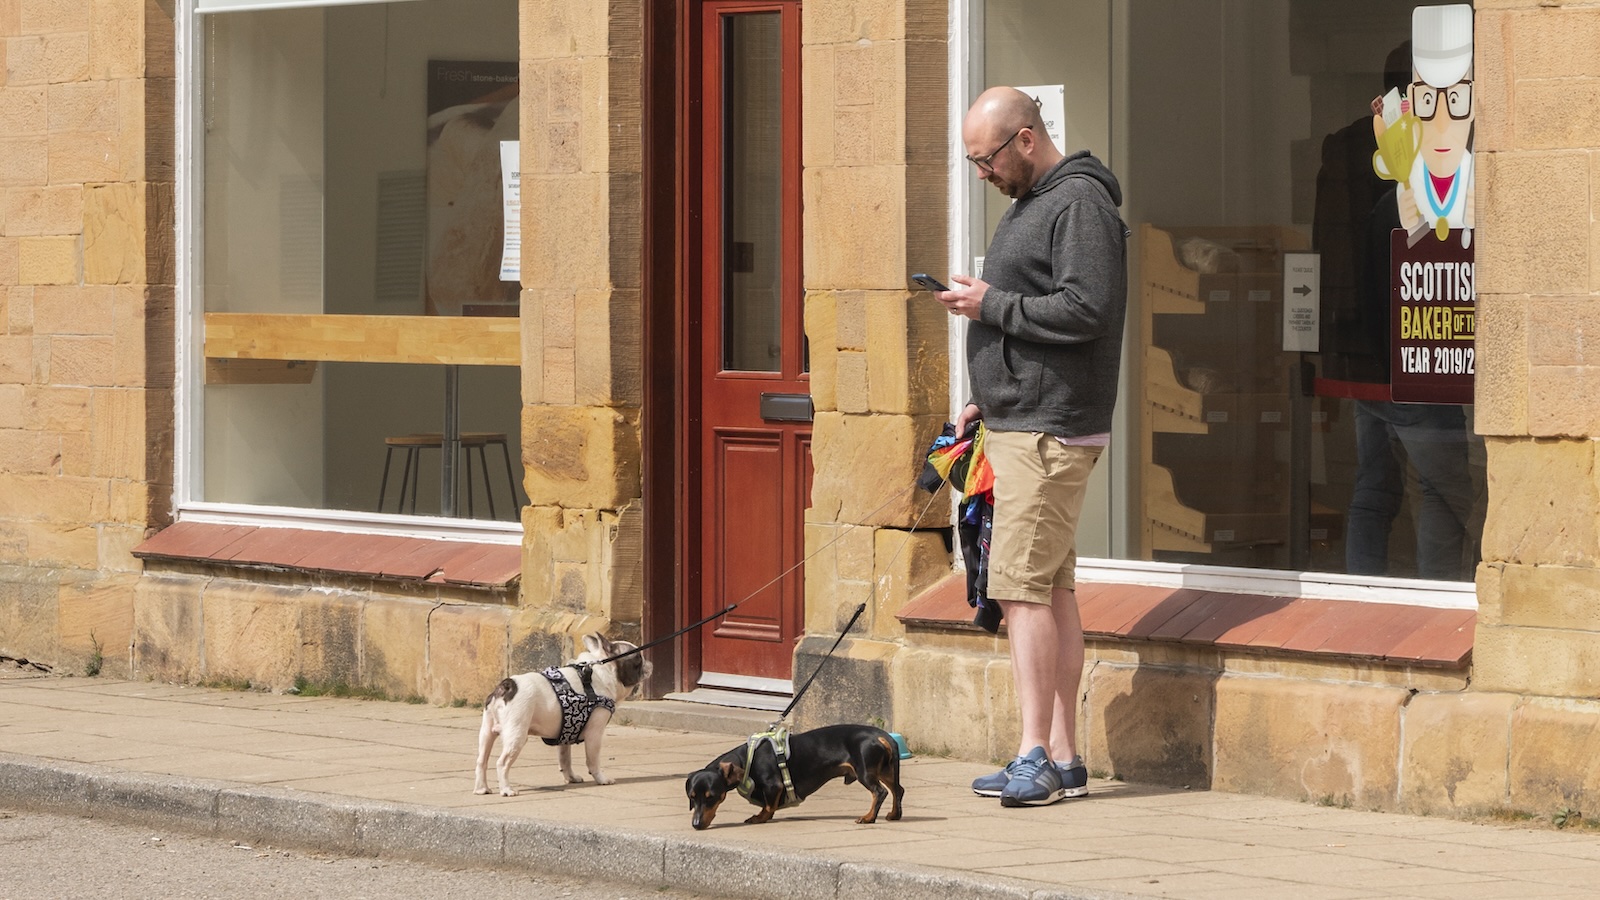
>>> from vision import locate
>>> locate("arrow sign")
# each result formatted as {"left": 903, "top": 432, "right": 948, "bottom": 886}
{"left": 1283, "top": 254, "right": 1320, "bottom": 352}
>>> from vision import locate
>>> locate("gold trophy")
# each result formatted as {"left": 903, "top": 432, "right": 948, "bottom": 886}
{"left": 1371, "top": 88, "right": 1429, "bottom": 243}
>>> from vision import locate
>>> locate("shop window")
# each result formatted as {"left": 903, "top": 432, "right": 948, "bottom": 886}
{"left": 185, "top": 0, "right": 524, "bottom": 523}
{"left": 966, "top": 1, "right": 1483, "bottom": 584}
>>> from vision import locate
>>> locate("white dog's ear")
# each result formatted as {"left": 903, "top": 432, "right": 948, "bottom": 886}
{"left": 583, "top": 632, "right": 605, "bottom": 654}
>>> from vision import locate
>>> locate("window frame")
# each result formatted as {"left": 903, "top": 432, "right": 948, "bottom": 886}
{"left": 172, "top": 0, "right": 522, "bottom": 542}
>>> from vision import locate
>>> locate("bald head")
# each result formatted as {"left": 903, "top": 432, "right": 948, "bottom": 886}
{"left": 962, "top": 87, "right": 1064, "bottom": 198}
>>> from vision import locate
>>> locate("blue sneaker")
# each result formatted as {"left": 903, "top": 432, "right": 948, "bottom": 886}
{"left": 971, "top": 756, "right": 1024, "bottom": 797}
{"left": 1000, "top": 746, "right": 1067, "bottom": 807}
{"left": 1057, "top": 755, "right": 1089, "bottom": 799}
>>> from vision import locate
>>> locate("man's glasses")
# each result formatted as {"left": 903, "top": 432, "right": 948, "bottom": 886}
{"left": 1411, "top": 81, "right": 1472, "bottom": 121}
{"left": 966, "top": 128, "right": 1023, "bottom": 174}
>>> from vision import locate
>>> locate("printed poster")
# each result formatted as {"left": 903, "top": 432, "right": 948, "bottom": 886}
{"left": 425, "top": 60, "right": 520, "bottom": 317}
{"left": 1372, "top": 5, "right": 1475, "bottom": 403}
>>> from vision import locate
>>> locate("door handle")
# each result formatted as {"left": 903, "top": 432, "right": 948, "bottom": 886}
{"left": 759, "top": 392, "right": 812, "bottom": 422}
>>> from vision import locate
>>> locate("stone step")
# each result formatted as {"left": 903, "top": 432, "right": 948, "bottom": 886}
{"left": 614, "top": 699, "right": 777, "bottom": 736}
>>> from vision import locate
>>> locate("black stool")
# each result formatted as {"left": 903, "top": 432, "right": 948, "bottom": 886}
{"left": 377, "top": 432, "right": 518, "bottom": 518}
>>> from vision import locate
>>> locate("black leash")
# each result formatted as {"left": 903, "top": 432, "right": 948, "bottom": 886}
{"left": 773, "top": 601, "right": 866, "bottom": 724}
{"left": 589, "top": 602, "right": 737, "bottom": 667}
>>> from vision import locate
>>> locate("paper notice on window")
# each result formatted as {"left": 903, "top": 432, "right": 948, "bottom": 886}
{"left": 1013, "top": 85, "right": 1065, "bottom": 154}
{"left": 1282, "top": 252, "right": 1320, "bottom": 352}
{"left": 499, "top": 140, "right": 520, "bottom": 282}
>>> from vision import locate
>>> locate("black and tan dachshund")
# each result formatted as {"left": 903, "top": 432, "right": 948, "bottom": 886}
{"left": 685, "top": 723, "right": 905, "bottom": 829}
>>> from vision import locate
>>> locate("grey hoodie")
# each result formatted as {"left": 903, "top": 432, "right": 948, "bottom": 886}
{"left": 967, "top": 151, "right": 1129, "bottom": 437}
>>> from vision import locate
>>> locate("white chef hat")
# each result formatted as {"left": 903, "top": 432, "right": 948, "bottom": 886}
{"left": 1412, "top": 4, "right": 1474, "bottom": 88}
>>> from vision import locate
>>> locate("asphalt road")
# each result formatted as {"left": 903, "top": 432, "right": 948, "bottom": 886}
{"left": 0, "top": 807, "right": 711, "bottom": 900}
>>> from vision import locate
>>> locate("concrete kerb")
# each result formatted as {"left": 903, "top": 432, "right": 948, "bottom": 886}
{"left": 0, "top": 752, "right": 1138, "bottom": 900}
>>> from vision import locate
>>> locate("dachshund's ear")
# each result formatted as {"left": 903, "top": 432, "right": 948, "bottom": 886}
{"left": 718, "top": 761, "right": 745, "bottom": 786}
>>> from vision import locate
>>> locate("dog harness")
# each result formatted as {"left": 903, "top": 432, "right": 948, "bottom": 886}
{"left": 736, "top": 724, "right": 801, "bottom": 809}
{"left": 538, "top": 665, "right": 615, "bottom": 746}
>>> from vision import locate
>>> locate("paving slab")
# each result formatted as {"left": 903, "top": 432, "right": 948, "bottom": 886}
{"left": 3, "top": 674, "right": 1600, "bottom": 900}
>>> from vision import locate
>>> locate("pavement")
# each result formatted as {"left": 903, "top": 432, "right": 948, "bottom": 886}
{"left": 5, "top": 673, "right": 1600, "bottom": 900}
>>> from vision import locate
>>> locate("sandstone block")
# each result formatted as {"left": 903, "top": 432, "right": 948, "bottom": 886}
{"left": 0, "top": 473, "right": 96, "bottom": 521}
{"left": 1528, "top": 366, "right": 1600, "bottom": 437}
{"left": 298, "top": 591, "right": 363, "bottom": 687}
{"left": 1516, "top": 79, "right": 1600, "bottom": 153}
{"left": 33, "top": 284, "right": 113, "bottom": 334}
{"left": 521, "top": 404, "right": 641, "bottom": 510}
{"left": 804, "top": 291, "right": 837, "bottom": 411}
{"left": 1470, "top": 11, "right": 1510, "bottom": 153}
{"left": 789, "top": 635, "right": 894, "bottom": 731}
{"left": 132, "top": 572, "right": 204, "bottom": 683}
{"left": 19, "top": 0, "right": 89, "bottom": 33}
{"left": 361, "top": 595, "right": 435, "bottom": 702}
{"left": 26, "top": 519, "right": 97, "bottom": 568}
{"left": 1476, "top": 152, "right": 1590, "bottom": 296}
{"left": 802, "top": 0, "right": 942, "bottom": 44}
{"left": 1509, "top": 7, "right": 1600, "bottom": 79}
{"left": 0, "top": 237, "right": 18, "bottom": 284}
{"left": 574, "top": 287, "right": 641, "bottom": 407}
{"left": 1474, "top": 622, "right": 1600, "bottom": 699}
{"left": 523, "top": 174, "right": 608, "bottom": 291}
{"left": 866, "top": 290, "right": 948, "bottom": 415}
{"left": 88, "top": 0, "right": 143, "bottom": 80}
{"left": 17, "top": 235, "right": 76, "bottom": 285}
{"left": 887, "top": 647, "right": 993, "bottom": 761}
{"left": 1480, "top": 438, "right": 1599, "bottom": 566}
{"left": 834, "top": 351, "right": 868, "bottom": 414}
{"left": 57, "top": 574, "right": 135, "bottom": 677}
{"left": 802, "top": 165, "right": 906, "bottom": 291}
{"left": 0, "top": 85, "right": 45, "bottom": 136}
{"left": 1085, "top": 663, "right": 1214, "bottom": 788}
{"left": 1213, "top": 676, "right": 1406, "bottom": 808}
{"left": 200, "top": 580, "right": 301, "bottom": 690}
{"left": 1508, "top": 696, "right": 1600, "bottom": 813}
{"left": 0, "top": 135, "right": 46, "bottom": 187}
{"left": 3, "top": 35, "right": 48, "bottom": 88}
{"left": 1400, "top": 691, "right": 1515, "bottom": 815}
{"left": 90, "top": 387, "right": 146, "bottom": 480}
{"left": 426, "top": 602, "right": 511, "bottom": 705}
{"left": 868, "top": 525, "right": 948, "bottom": 641}
{"left": 47, "top": 79, "right": 115, "bottom": 133}
{"left": 800, "top": 45, "right": 835, "bottom": 169}
{"left": 810, "top": 411, "right": 945, "bottom": 528}
{"left": 0, "top": 574, "right": 57, "bottom": 662}
{"left": 43, "top": 32, "right": 90, "bottom": 84}
{"left": 96, "top": 521, "right": 145, "bottom": 573}
{"left": 50, "top": 335, "right": 114, "bottom": 387}
{"left": 0, "top": 383, "right": 20, "bottom": 424}
{"left": 1492, "top": 563, "right": 1600, "bottom": 632}
{"left": 3, "top": 183, "right": 82, "bottom": 236}
{"left": 83, "top": 182, "right": 143, "bottom": 285}
{"left": 1473, "top": 298, "right": 1527, "bottom": 437}
{"left": 519, "top": 0, "right": 607, "bottom": 61}
{"left": 22, "top": 384, "right": 87, "bottom": 431}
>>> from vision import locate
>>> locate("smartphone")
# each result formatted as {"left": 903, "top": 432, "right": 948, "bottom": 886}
{"left": 910, "top": 273, "right": 949, "bottom": 292}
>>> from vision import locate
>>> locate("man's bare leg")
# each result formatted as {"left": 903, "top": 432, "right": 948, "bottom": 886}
{"left": 999, "top": 598, "right": 1059, "bottom": 757}
{"left": 1048, "top": 586, "right": 1084, "bottom": 764}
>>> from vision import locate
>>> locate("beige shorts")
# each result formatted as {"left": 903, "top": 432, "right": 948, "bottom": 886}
{"left": 983, "top": 430, "right": 1102, "bottom": 605}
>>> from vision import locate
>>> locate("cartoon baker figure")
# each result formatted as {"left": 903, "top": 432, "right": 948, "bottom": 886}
{"left": 1373, "top": 4, "right": 1475, "bottom": 247}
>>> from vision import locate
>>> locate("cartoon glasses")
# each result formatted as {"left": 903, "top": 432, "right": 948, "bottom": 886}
{"left": 1410, "top": 81, "right": 1473, "bottom": 121}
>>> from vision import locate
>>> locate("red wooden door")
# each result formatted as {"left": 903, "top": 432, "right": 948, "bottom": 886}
{"left": 686, "top": 0, "right": 806, "bottom": 688}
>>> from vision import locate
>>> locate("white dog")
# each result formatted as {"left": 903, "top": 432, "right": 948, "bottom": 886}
{"left": 473, "top": 633, "right": 651, "bottom": 796}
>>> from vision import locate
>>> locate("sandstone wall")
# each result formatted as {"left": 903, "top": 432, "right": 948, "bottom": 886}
{"left": 0, "top": 0, "right": 173, "bottom": 678}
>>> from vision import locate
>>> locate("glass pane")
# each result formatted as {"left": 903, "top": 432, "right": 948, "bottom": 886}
{"left": 198, "top": 0, "right": 524, "bottom": 520}
{"left": 1122, "top": 1, "right": 1484, "bottom": 581}
{"left": 971, "top": 0, "right": 1486, "bottom": 582}
{"left": 721, "top": 12, "right": 783, "bottom": 373}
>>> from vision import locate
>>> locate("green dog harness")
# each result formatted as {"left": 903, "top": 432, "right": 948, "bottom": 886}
{"left": 736, "top": 724, "right": 800, "bottom": 809}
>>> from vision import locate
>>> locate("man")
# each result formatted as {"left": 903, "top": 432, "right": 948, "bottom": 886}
{"left": 932, "top": 87, "right": 1128, "bottom": 807}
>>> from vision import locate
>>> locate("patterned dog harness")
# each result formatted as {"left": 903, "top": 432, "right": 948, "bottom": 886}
{"left": 736, "top": 724, "right": 800, "bottom": 808}
{"left": 538, "top": 664, "right": 615, "bottom": 746}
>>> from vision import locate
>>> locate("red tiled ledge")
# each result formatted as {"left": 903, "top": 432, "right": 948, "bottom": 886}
{"left": 131, "top": 521, "right": 521, "bottom": 589}
{"left": 897, "top": 573, "right": 1472, "bottom": 667}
